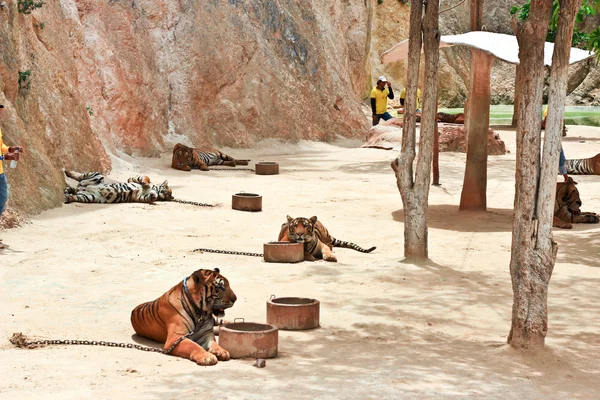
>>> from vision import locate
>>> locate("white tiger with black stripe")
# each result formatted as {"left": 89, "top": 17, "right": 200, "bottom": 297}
{"left": 64, "top": 170, "right": 173, "bottom": 204}
{"left": 565, "top": 153, "right": 600, "bottom": 175}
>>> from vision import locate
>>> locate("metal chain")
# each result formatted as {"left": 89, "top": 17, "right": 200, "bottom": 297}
{"left": 208, "top": 168, "right": 255, "bottom": 172}
{"left": 171, "top": 199, "right": 215, "bottom": 208}
{"left": 193, "top": 247, "right": 263, "bottom": 257}
{"left": 10, "top": 331, "right": 194, "bottom": 355}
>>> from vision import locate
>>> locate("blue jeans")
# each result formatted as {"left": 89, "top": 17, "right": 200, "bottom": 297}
{"left": 373, "top": 112, "right": 393, "bottom": 126}
{"left": 0, "top": 173, "right": 8, "bottom": 216}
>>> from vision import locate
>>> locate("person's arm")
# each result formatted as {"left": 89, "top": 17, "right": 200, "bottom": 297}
{"left": 370, "top": 98, "right": 377, "bottom": 115}
{"left": 387, "top": 84, "right": 394, "bottom": 100}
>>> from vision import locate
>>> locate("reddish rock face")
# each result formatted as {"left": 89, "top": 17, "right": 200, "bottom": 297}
{"left": 0, "top": 1, "right": 371, "bottom": 217}
{"left": 438, "top": 125, "right": 508, "bottom": 155}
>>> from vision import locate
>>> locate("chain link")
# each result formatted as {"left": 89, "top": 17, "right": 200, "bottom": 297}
{"left": 171, "top": 199, "right": 215, "bottom": 208}
{"left": 208, "top": 168, "right": 255, "bottom": 172}
{"left": 193, "top": 247, "right": 263, "bottom": 257}
{"left": 10, "top": 331, "right": 194, "bottom": 355}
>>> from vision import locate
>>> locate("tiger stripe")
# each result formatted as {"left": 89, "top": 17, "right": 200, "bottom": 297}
{"left": 64, "top": 171, "right": 173, "bottom": 204}
{"left": 171, "top": 143, "right": 250, "bottom": 171}
{"left": 130, "top": 269, "right": 236, "bottom": 365}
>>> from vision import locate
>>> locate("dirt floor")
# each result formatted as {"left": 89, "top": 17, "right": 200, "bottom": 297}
{"left": 1, "top": 126, "right": 600, "bottom": 399}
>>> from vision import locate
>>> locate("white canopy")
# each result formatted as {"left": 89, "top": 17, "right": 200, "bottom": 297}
{"left": 381, "top": 31, "right": 596, "bottom": 65}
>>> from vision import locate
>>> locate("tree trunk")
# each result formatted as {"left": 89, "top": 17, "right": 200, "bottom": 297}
{"left": 459, "top": 50, "right": 494, "bottom": 210}
{"left": 507, "top": 0, "right": 580, "bottom": 350}
{"left": 511, "top": 67, "right": 521, "bottom": 127}
{"left": 433, "top": 121, "right": 440, "bottom": 186}
{"left": 391, "top": 0, "right": 439, "bottom": 260}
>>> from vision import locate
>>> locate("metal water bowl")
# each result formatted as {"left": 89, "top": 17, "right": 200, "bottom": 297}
{"left": 266, "top": 296, "right": 320, "bottom": 330}
{"left": 255, "top": 161, "right": 279, "bottom": 175}
{"left": 263, "top": 241, "right": 304, "bottom": 263}
{"left": 232, "top": 192, "right": 262, "bottom": 212}
{"left": 218, "top": 321, "right": 278, "bottom": 359}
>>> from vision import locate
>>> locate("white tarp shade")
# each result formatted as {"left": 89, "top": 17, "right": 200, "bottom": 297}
{"left": 381, "top": 31, "right": 596, "bottom": 65}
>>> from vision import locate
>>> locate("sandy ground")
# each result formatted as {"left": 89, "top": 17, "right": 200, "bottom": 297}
{"left": 1, "top": 125, "right": 600, "bottom": 400}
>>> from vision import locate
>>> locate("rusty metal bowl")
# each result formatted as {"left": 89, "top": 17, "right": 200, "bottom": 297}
{"left": 263, "top": 241, "right": 304, "bottom": 263}
{"left": 218, "top": 321, "right": 278, "bottom": 359}
{"left": 255, "top": 161, "right": 279, "bottom": 175}
{"left": 266, "top": 296, "right": 320, "bottom": 330}
{"left": 232, "top": 192, "right": 262, "bottom": 212}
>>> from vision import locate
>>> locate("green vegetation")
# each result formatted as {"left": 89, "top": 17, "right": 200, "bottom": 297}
{"left": 18, "top": 70, "right": 31, "bottom": 91}
{"left": 510, "top": 0, "right": 600, "bottom": 60}
{"left": 17, "top": 0, "right": 45, "bottom": 14}
{"left": 86, "top": 106, "right": 93, "bottom": 116}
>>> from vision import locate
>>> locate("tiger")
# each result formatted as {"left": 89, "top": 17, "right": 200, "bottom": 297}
{"left": 130, "top": 268, "right": 236, "bottom": 366}
{"left": 171, "top": 143, "right": 251, "bottom": 171}
{"left": 565, "top": 153, "right": 600, "bottom": 175}
{"left": 64, "top": 170, "right": 173, "bottom": 204}
{"left": 278, "top": 215, "right": 376, "bottom": 262}
{"left": 436, "top": 112, "right": 465, "bottom": 124}
{"left": 553, "top": 177, "right": 599, "bottom": 229}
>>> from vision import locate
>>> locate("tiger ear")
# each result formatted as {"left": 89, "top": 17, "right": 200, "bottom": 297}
{"left": 309, "top": 216, "right": 318, "bottom": 224}
{"left": 213, "top": 268, "right": 220, "bottom": 274}
{"left": 161, "top": 180, "right": 168, "bottom": 186}
{"left": 287, "top": 215, "right": 294, "bottom": 222}
{"left": 192, "top": 269, "right": 210, "bottom": 284}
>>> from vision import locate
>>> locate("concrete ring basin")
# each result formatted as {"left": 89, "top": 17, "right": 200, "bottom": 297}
{"left": 266, "top": 296, "right": 320, "bottom": 330}
{"left": 263, "top": 241, "right": 304, "bottom": 263}
{"left": 232, "top": 192, "right": 262, "bottom": 212}
{"left": 255, "top": 161, "right": 279, "bottom": 175}
{"left": 218, "top": 322, "right": 278, "bottom": 359}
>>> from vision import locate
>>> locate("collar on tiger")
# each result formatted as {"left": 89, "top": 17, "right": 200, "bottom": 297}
{"left": 183, "top": 276, "right": 205, "bottom": 324}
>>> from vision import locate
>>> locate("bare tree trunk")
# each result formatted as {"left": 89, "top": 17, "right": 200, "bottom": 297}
{"left": 507, "top": 0, "right": 581, "bottom": 350}
{"left": 459, "top": 50, "right": 494, "bottom": 210}
{"left": 433, "top": 120, "right": 440, "bottom": 186}
{"left": 391, "top": 0, "right": 439, "bottom": 259}
{"left": 470, "top": 0, "right": 483, "bottom": 30}
{"left": 511, "top": 67, "right": 521, "bottom": 127}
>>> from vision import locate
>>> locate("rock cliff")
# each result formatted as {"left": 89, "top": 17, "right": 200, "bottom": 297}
{"left": 1, "top": 0, "right": 371, "bottom": 218}
{"left": 0, "top": 0, "right": 597, "bottom": 220}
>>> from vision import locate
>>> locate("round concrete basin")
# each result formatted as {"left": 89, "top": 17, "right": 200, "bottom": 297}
{"left": 255, "top": 161, "right": 279, "bottom": 175}
{"left": 232, "top": 193, "right": 262, "bottom": 212}
{"left": 263, "top": 241, "right": 304, "bottom": 263}
{"left": 267, "top": 297, "right": 320, "bottom": 330}
{"left": 218, "top": 322, "right": 278, "bottom": 359}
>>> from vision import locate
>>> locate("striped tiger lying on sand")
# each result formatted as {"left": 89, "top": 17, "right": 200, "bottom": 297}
{"left": 171, "top": 143, "right": 250, "bottom": 171}
{"left": 565, "top": 153, "right": 600, "bottom": 175}
{"left": 64, "top": 170, "right": 173, "bottom": 204}
{"left": 553, "top": 177, "right": 599, "bottom": 229}
{"left": 278, "top": 215, "right": 376, "bottom": 262}
{"left": 131, "top": 268, "right": 236, "bottom": 365}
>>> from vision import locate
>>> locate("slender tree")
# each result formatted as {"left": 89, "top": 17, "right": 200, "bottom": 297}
{"left": 508, "top": 0, "right": 581, "bottom": 349}
{"left": 391, "top": 0, "right": 440, "bottom": 259}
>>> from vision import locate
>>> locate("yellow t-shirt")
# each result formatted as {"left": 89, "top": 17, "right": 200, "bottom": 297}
{"left": 370, "top": 87, "right": 390, "bottom": 115}
{"left": 543, "top": 105, "right": 548, "bottom": 118}
{"left": 399, "top": 88, "right": 422, "bottom": 110}
{"left": 0, "top": 128, "right": 9, "bottom": 175}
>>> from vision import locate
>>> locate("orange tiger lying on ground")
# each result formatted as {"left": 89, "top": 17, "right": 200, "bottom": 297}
{"left": 278, "top": 215, "right": 376, "bottom": 262}
{"left": 130, "top": 268, "right": 236, "bottom": 366}
{"left": 553, "top": 177, "right": 599, "bottom": 229}
{"left": 171, "top": 143, "right": 250, "bottom": 171}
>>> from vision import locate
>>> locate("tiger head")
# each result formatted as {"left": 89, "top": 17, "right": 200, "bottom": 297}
{"left": 155, "top": 180, "right": 174, "bottom": 201}
{"left": 172, "top": 143, "right": 193, "bottom": 171}
{"left": 189, "top": 268, "right": 236, "bottom": 319}
{"left": 559, "top": 177, "right": 582, "bottom": 215}
{"left": 286, "top": 215, "right": 318, "bottom": 243}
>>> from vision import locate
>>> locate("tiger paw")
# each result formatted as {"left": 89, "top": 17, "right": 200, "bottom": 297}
{"left": 324, "top": 254, "right": 338, "bottom": 262}
{"left": 191, "top": 351, "right": 218, "bottom": 366}
{"left": 209, "top": 345, "right": 230, "bottom": 361}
